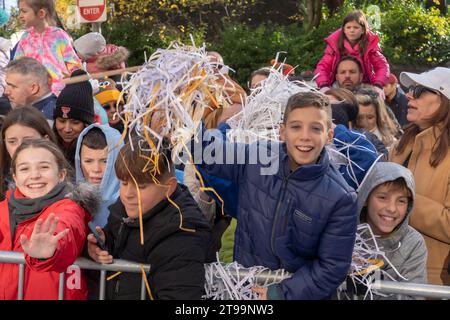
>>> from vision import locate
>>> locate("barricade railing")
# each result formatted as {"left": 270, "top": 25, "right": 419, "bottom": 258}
{"left": 0, "top": 250, "right": 150, "bottom": 300}
{"left": 2, "top": 250, "right": 449, "bottom": 300}
{"left": 373, "top": 280, "right": 450, "bottom": 299}
{"left": 222, "top": 268, "right": 450, "bottom": 299}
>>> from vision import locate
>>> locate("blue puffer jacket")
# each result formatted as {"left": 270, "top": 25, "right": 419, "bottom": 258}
{"left": 194, "top": 128, "right": 358, "bottom": 299}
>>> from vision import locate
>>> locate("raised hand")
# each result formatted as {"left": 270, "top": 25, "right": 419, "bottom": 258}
{"left": 20, "top": 213, "right": 69, "bottom": 259}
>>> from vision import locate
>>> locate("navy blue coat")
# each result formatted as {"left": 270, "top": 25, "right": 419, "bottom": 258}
{"left": 195, "top": 129, "right": 358, "bottom": 299}
{"left": 32, "top": 93, "right": 57, "bottom": 120}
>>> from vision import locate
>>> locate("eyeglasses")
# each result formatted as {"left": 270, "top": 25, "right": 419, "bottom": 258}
{"left": 408, "top": 85, "right": 440, "bottom": 99}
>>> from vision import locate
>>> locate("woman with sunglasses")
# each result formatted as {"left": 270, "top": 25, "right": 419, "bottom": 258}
{"left": 390, "top": 67, "right": 450, "bottom": 286}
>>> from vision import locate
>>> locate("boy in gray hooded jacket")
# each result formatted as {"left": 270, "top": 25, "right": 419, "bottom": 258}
{"left": 355, "top": 161, "right": 427, "bottom": 299}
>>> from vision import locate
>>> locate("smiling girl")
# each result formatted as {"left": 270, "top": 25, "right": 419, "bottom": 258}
{"left": 0, "top": 139, "right": 98, "bottom": 299}
{"left": 0, "top": 107, "right": 57, "bottom": 200}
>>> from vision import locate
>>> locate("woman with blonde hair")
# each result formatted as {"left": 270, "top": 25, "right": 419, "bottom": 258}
{"left": 354, "top": 87, "right": 399, "bottom": 149}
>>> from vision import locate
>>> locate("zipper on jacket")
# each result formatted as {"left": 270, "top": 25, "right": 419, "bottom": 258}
{"left": 280, "top": 197, "right": 291, "bottom": 236}
{"left": 270, "top": 176, "right": 289, "bottom": 261}
{"left": 115, "top": 221, "right": 125, "bottom": 253}
{"left": 114, "top": 279, "right": 120, "bottom": 295}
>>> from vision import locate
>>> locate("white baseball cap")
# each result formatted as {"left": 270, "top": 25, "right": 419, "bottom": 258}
{"left": 74, "top": 32, "right": 106, "bottom": 59}
{"left": 400, "top": 67, "right": 450, "bottom": 100}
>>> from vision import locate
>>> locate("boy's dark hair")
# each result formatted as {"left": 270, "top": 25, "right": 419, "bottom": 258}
{"left": 115, "top": 137, "right": 174, "bottom": 184}
{"left": 283, "top": 91, "right": 332, "bottom": 128}
{"left": 337, "top": 56, "right": 363, "bottom": 74}
{"left": 81, "top": 127, "right": 107, "bottom": 150}
{"left": 380, "top": 178, "right": 412, "bottom": 199}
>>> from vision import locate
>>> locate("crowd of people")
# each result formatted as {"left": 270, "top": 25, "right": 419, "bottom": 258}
{"left": 0, "top": 1, "right": 448, "bottom": 300}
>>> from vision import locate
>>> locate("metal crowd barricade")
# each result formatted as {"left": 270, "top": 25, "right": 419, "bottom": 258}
{"left": 0, "top": 250, "right": 151, "bottom": 300}
{"left": 373, "top": 280, "right": 450, "bottom": 299}
{"left": 227, "top": 268, "right": 450, "bottom": 300}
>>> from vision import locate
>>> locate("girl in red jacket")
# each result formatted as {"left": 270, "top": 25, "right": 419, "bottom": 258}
{"left": 315, "top": 10, "right": 389, "bottom": 94}
{"left": 0, "top": 139, "right": 98, "bottom": 300}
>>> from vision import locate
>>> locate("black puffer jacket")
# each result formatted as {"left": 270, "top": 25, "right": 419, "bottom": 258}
{"left": 103, "top": 185, "right": 212, "bottom": 300}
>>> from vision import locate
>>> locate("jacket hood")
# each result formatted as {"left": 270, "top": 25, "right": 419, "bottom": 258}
{"left": 94, "top": 46, "right": 129, "bottom": 69}
{"left": 66, "top": 182, "right": 102, "bottom": 217}
{"left": 357, "top": 162, "right": 415, "bottom": 242}
{"left": 325, "top": 29, "right": 380, "bottom": 52}
{"left": 75, "top": 124, "right": 123, "bottom": 226}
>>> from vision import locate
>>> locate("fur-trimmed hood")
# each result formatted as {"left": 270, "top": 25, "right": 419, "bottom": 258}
{"left": 86, "top": 44, "right": 129, "bottom": 71}
{"left": 66, "top": 181, "right": 102, "bottom": 218}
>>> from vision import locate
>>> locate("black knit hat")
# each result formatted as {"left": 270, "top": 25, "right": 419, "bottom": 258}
{"left": 55, "top": 70, "right": 94, "bottom": 124}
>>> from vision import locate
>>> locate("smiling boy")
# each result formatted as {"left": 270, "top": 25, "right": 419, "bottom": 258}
{"left": 356, "top": 162, "right": 427, "bottom": 299}
{"left": 194, "top": 91, "right": 358, "bottom": 299}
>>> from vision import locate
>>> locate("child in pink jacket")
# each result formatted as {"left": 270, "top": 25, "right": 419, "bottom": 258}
{"left": 315, "top": 10, "right": 389, "bottom": 92}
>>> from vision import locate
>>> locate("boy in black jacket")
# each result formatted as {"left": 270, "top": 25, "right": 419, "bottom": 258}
{"left": 87, "top": 138, "right": 212, "bottom": 300}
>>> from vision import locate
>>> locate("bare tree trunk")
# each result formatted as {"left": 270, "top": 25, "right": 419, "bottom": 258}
{"left": 312, "top": 0, "right": 323, "bottom": 28}
{"left": 325, "top": 0, "right": 344, "bottom": 14}
{"left": 306, "top": 0, "right": 314, "bottom": 30}
{"left": 305, "top": 0, "right": 324, "bottom": 30}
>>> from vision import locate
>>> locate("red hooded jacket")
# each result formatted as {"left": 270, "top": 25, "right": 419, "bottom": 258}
{"left": 314, "top": 29, "right": 389, "bottom": 88}
{"left": 0, "top": 189, "right": 89, "bottom": 300}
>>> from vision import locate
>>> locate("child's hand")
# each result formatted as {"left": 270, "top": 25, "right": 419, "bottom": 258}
{"left": 20, "top": 213, "right": 69, "bottom": 259}
{"left": 87, "top": 227, "right": 113, "bottom": 264}
{"left": 252, "top": 287, "right": 268, "bottom": 300}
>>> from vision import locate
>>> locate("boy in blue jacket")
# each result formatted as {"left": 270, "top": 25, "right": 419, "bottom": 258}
{"left": 193, "top": 91, "right": 358, "bottom": 299}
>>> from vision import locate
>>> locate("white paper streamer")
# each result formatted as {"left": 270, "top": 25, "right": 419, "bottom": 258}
{"left": 226, "top": 59, "right": 315, "bottom": 144}
{"left": 118, "top": 37, "right": 234, "bottom": 159}
{"left": 338, "top": 223, "right": 407, "bottom": 300}
{"left": 203, "top": 254, "right": 291, "bottom": 300}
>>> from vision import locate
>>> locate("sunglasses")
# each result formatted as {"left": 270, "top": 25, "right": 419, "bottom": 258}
{"left": 408, "top": 85, "right": 440, "bottom": 99}
{"left": 102, "top": 103, "right": 124, "bottom": 111}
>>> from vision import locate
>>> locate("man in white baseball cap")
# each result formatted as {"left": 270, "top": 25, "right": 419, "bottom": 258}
{"left": 400, "top": 67, "right": 450, "bottom": 100}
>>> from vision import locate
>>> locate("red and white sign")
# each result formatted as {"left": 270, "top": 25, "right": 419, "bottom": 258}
{"left": 77, "top": 0, "right": 107, "bottom": 23}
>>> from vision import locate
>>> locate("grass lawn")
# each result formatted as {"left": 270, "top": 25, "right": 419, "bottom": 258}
{"left": 219, "top": 218, "right": 236, "bottom": 263}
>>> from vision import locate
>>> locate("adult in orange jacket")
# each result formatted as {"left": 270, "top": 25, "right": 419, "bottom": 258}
{"left": 390, "top": 67, "right": 450, "bottom": 285}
